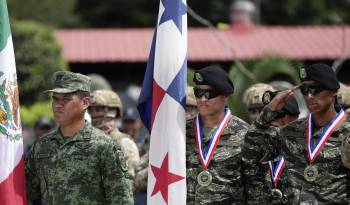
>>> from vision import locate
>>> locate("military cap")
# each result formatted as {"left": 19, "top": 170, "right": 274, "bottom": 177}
{"left": 46, "top": 71, "right": 91, "bottom": 93}
{"left": 283, "top": 96, "right": 300, "bottom": 116}
{"left": 299, "top": 63, "right": 339, "bottom": 90}
{"left": 243, "top": 83, "right": 275, "bottom": 109}
{"left": 193, "top": 66, "right": 234, "bottom": 94}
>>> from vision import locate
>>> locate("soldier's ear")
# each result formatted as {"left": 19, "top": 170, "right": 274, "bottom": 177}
{"left": 82, "top": 97, "right": 91, "bottom": 109}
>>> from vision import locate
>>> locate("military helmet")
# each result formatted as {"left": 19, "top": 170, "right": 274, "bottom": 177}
{"left": 337, "top": 83, "right": 350, "bottom": 108}
{"left": 243, "top": 83, "right": 275, "bottom": 109}
{"left": 90, "top": 90, "right": 123, "bottom": 117}
{"left": 88, "top": 73, "right": 112, "bottom": 91}
{"left": 186, "top": 86, "right": 197, "bottom": 106}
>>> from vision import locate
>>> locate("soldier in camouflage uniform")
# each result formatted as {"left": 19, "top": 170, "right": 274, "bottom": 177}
{"left": 25, "top": 71, "right": 133, "bottom": 205}
{"left": 244, "top": 83, "right": 301, "bottom": 204}
{"left": 186, "top": 66, "right": 249, "bottom": 205}
{"left": 339, "top": 83, "right": 350, "bottom": 169}
{"left": 243, "top": 63, "right": 350, "bottom": 204}
{"left": 88, "top": 90, "right": 140, "bottom": 179}
{"left": 186, "top": 86, "right": 198, "bottom": 120}
{"left": 337, "top": 83, "right": 350, "bottom": 115}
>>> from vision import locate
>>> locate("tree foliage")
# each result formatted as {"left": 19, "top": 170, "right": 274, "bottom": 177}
{"left": 8, "top": 0, "right": 80, "bottom": 28}
{"left": 20, "top": 101, "right": 53, "bottom": 127}
{"left": 7, "top": 0, "right": 350, "bottom": 28}
{"left": 260, "top": 0, "right": 350, "bottom": 25}
{"left": 11, "top": 20, "right": 67, "bottom": 105}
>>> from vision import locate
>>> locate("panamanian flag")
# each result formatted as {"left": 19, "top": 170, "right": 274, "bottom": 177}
{"left": 0, "top": 0, "right": 27, "bottom": 204}
{"left": 137, "top": 0, "right": 187, "bottom": 204}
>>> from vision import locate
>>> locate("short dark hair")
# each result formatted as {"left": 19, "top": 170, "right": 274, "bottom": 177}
{"left": 75, "top": 91, "right": 90, "bottom": 99}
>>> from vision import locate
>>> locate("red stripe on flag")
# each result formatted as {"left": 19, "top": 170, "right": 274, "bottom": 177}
{"left": 151, "top": 80, "right": 166, "bottom": 128}
{"left": 0, "top": 157, "right": 27, "bottom": 205}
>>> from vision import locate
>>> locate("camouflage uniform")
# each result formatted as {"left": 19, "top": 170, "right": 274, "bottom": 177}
{"left": 186, "top": 116, "right": 249, "bottom": 205}
{"left": 26, "top": 71, "right": 133, "bottom": 205}
{"left": 338, "top": 83, "right": 350, "bottom": 115}
{"left": 89, "top": 90, "right": 140, "bottom": 179}
{"left": 342, "top": 135, "right": 350, "bottom": 169}
{"left": 243, "top": 83, "right": 284, "bottom": 205}
{"left": 244, "top": 107, "right": 350, "bottom": 204}
{"left": 339, "top": 83, "right": 350, "bottom": 168}
{"left": 134, "top": 151, "right": 149, "bottom": 193}
{"left": 110, "top": 128, "right": 140, "bottom": 178}
{"left": 26, "top": 120, "right": 133, "bottom": 205}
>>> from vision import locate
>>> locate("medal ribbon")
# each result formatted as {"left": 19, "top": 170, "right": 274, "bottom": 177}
{"left": 306, "top": 109, "right": 346, "bottom": 163}
{"left": 268, "top": 156, "right": 285, "bottom": 188}
{"left": 195, "top": 108, "right": 232, "bottom": 168}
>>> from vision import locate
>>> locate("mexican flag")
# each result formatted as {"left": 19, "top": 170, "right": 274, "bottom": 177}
{"left": 0, "top": 0, "right": 27, "bottom": 204}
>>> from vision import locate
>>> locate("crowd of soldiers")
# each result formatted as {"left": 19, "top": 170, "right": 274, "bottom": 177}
{"left": 24, "top": 62, "right": 350, "bottom": 205}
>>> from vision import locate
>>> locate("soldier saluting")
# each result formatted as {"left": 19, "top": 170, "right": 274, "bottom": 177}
{"left": 186, "top": 66, "right": 249, "bottom": 204}
{"left": 243, "top": 63, "right": 350, "bottom": 204}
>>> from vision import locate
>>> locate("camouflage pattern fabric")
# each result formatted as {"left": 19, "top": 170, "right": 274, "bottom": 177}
{"left": 243, "top": 107, "right": 350, "bottom": 204}
{"left": 337, "top": 83, "right": 350, "bottom": 109}
{"left": 342, "top": 135, "right": 350, "bottom": 169}
{"left": 45, "top": 71, "right": 91, "bottom": 93}
{"left": 109, "top": 128, "right": 140, "bottom": 178}
{"left": 134, "top": 152, "right": 149, "bottom": 193}
{"left": 25, "top": 122, "right": 134, "bottom": 205}
{"left": 186, "top": 116, "right": 249, "bottom": 205}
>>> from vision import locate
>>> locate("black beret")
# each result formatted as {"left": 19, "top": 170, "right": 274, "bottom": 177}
{"left": 283, "top": 96, "right": 299, "bottom": 117}
{"left": 193, "top": 66, "right": 234, "bottom": 94}
{"left": 299, "top": 63, "right": 339, "bottom": 90}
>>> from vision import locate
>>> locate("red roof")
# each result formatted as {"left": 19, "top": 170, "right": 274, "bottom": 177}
{"left": 54, "top": 26, "right": 350, "bottom": 63}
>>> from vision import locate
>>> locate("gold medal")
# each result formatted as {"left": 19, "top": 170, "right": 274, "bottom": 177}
{"left": 271, "top": 188, "right": 283, "bottom": 199}
{"left": 304, "top": 164, "right": 318, "bottom": 182}
{"left": 197, "top": 170, "right": 212, "bottom": 186}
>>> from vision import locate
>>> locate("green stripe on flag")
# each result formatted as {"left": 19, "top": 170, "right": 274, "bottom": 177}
{"left": 0, "top": 0, "right": 10, "bottom": 51}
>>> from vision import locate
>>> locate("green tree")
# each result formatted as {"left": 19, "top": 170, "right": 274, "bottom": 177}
{"left": 20, "top": 101, "right": 53, "bottom": 127}
{"left": 8, "top": 0, "right": 80, "bottom": 27}
{"left": 75, "top": 0, "right": 158, "bottom": 27}
{"left": 260, "top": 0, "right": 350, "bottom": 25}
{"left": 11, "top": 20, "right": 67, "bottom": 105}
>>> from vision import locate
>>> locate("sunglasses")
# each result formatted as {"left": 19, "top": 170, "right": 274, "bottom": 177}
{"left": 193, "top": 87, "right": 220, "bottom": 99}
{"left": 299, "top": 84, "right": 326, "bottom": 96}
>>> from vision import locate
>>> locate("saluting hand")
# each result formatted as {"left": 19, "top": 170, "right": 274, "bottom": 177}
{"left": 267, "top": 86, "right": 299, "bottom": 112}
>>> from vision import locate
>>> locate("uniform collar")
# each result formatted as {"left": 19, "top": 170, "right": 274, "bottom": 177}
{"left": 51, "top": 121, "right": 92, "bottom": 143}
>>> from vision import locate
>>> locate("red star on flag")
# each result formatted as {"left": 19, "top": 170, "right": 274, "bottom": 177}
{"left": 150, "top": 153, "right": 184, "bottom": 204}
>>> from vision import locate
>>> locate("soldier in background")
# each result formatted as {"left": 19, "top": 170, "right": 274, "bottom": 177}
{"left": 243, "top": 83, "right": 299, "bottom": 204}
{"left": 243, "top": 83, "right": 275, "bottom": 123}
{"left": 337, "top": 83, "right": 350, "bottom": 114}
{"left": 89, "top": 90, "right": 140, "bottom": 179}
{"left": 33, "top": 117, "right": 53, "bottom": 139}
{"left": 243, "top": 63, "right": 350, "bottom": 204}
{"left": 25, "top": 71, "right": 133, "bottom": 205}
{"left": 186, "top": 86, "right": 198, "bottom": 120}
{"left": 88, "top": 73, "right": 112, "bottom": 91}
{"left": 186, "top": 66, "right": 249, "bottom": 204}
{"left": 339, "top": 83, "right": 350, "bottom": 169}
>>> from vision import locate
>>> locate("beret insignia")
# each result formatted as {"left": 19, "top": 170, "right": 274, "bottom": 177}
{"left": 195, "top": 73, "right": 203, "bottom": 82}
{"left": 300, "top": 67, "right": 307, "bottom": 79}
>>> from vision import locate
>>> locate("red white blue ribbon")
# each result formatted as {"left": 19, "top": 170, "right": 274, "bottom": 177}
{"left": 195, "top": 108, "right": 232, "bottom": 168}
{"left": 306, "top": 109, "right": 346, "bottom": 163}
{"left": 268, "top": 156, "right": 285, "bottom": 188}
